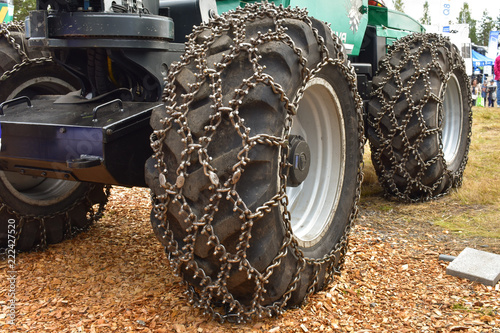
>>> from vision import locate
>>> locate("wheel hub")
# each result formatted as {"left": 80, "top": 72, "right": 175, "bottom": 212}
{"left": 287, "top": 135, "right": 311, "bottom": 187}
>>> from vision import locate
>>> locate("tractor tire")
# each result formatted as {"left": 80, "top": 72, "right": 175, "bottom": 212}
{"left": 1, "top": 22, "right": 33, "bottom": 73}
{"left": 366, "top": 33, "right": 472, "bottom": 202}
{"left": 145, "top": 3, "right": 364, "bottom": 322}
{"left": 0, "top": 22, "right": 110, "bottom": 252}
{"left": 0, "top": 23, "right": 80, "bottom": 101}
{"left": 0, "top": 178, "right": 110, "bottom": 251}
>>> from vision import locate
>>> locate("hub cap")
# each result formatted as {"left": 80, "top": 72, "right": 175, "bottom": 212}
{"left": 287, "top": 135, "right": 311, "bottom": 187}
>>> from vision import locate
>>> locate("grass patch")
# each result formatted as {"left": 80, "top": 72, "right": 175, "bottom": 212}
{"left": 452, "top": 303, "right": 468, "bottom": 311}
{"left": 361, "top": 106, "right": 500, "bottom": 241}
{"left": 433, "top": 209, "right": 500, "bottom": 239}
{"left": 457, "top": 108, "right": 500, "bottom": 206}
{"left": 378, "top": 205, "right": 393, "bottom": 213}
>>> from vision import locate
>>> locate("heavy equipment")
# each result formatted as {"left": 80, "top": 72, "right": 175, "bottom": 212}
{"left": 0, "top": 0, "right": 471, "bottom": 321}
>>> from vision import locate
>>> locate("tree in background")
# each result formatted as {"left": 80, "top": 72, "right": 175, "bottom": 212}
{"left": 393, "top": 0, "right": 405, "bottom": 13}
{"left": 13, "top": 0, "right": 35, "bottom": 21}
{"left": 420, "top": 1, "right": 431, "bottom": 25}
{"left": 478, "top": 10, "right": 499, "bottom": 46}
{"left": 457, "top": 2, "right": 478, "bottom": 44}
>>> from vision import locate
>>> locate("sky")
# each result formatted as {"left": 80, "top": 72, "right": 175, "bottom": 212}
{"left": 385, "top": 0, "right": 500, "bottom": 26}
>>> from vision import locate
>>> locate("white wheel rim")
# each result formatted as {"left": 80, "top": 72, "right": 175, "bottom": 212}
{"left": 288, "top": 77, "right": 346, "bottom": 248}
{"left": 442, "top": 73, "right": 463, "bottom": 168}
{"left": 0, "top": 171, "right": 79, "bottom": 206}
{"left": 6, "top": 76, "right": 76, "bottom": 101}
{"left": 2, "top": 75, "right": 79, "bottom": 206}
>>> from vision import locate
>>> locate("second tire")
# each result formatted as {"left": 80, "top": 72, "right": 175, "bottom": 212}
{"left": 367, "top": 33, "right": 472, "bottom": 201}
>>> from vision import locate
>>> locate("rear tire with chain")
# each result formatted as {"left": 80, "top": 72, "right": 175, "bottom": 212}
{"left": 367, "top": 33, "right": 472, "bottom": 201}
{"left": 0, "top": 22, "right": 43, "bottom": 72}
{"left": 0, "top": 22, "right": 109, "bottom": 252}
{"left": 0, "top": 22, "right": 80, "bottom": 101}
{"left": 145, "top": 4, "right": 363, "bottom": 321}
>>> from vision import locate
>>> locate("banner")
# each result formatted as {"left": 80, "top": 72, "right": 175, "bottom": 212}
{"left": 439, "top": 0, "right": 452, "bottom": 26}
{"left": 0, "top": 2, "right": 14, "bottom": 23}
{"left": 488, "top": 31, "right": 499, "bottom": 59}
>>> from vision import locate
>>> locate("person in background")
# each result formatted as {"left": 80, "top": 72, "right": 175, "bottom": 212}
{"left": 495, "top": 54, "right": 500, "bottom": 107}
{"left": 487, "top": 80, "right": 496, "bottom": 107}
{"left": 482, "top": 80, "right": 488, "bottom": 105}
{"left": 471, "top": 78, "right": 478, "bottom": 106}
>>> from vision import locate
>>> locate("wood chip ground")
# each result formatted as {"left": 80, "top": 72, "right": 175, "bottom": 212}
{"left": 1, "top": 187, "right": 499, "bottom": 332}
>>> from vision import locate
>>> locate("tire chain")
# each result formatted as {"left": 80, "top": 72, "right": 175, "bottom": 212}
{"left": 1, "top": 21, "right": 110, "bottom": 251}
{"left": 150, "top": 2, "right": 364, "bottom": 322}
{"left": 0, "top": 185, "right": 110, "bottom": 252}
{"left": 368, "top": 33, "right": 472, "bottom": 202}
{"left": 0, "top": 21, "right": 28, "bottom": 59}
{"left": 0, "top": 21, "right": 54, "bottom": 82}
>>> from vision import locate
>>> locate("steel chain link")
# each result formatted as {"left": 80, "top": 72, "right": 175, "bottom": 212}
{"left": 368, "top": 33, "right": 472, "bottom": 202}
{"left": 0, "top": 185, "right": 110, "bottom": 252}
{"left": 150, "top": 2, "right": 364, "bottom": 322}
{"left": 0, "top": 21, "right": 29, "bottom": 60}
{"left": 0, "top": 21, "right": 54, "bottom": 82}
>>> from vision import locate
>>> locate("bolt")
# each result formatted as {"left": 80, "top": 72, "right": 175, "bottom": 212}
{"left": 59, "top": 127, "right": 66, "bottom": 134}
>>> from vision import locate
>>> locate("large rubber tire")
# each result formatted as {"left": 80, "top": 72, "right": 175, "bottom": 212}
{"left": 0, "top": 177, "right": 110, "bottom": 251}
{"left": 0, "top": 22, "right": 109, "bottom": 252}
{"left": 0, "top": 23, "right": 80, "bottom": 101}
{"left": 366, "top": 33, "right": 472, "bottom": 201}
{"left": 145, "top": 3, "right": 364, "bottom": 321}
{"left": 0, "top": 22, "right": 39, "bottom": 73}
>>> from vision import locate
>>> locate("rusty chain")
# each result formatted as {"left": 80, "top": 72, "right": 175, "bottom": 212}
{"left": 0, "top": 21, "right": 54, "bottom": 82}
{"left": 368, "top": 33, "right": 472, "bottom": 202}
{"left": 0, "top": 185, "right": 110, "bottom": 252}
{"left": 0, "top": 21, "right": 28, "bottom": 60}
{"left": 150, "top": 2, "right": 364, "bottom": 322}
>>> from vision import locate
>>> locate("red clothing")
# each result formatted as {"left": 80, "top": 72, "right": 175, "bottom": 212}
{"left": 495, "top": 55, "right": 500, "bottom": 81}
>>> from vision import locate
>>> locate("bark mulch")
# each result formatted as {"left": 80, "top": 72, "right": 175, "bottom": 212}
{"left": 1, "top": 187, "right": 499, "bottom": 332}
